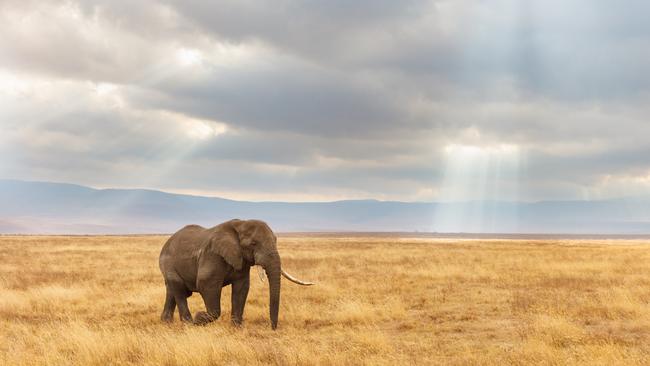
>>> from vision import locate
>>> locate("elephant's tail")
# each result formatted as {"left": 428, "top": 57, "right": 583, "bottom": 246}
{"left": 281, "top": 269, "right": 314, "bottom": 286}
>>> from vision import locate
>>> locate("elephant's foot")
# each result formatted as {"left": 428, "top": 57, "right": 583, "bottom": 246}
{"left": 160, "top": 313, "right": 174, "bottom": 323}
{"left": 231, "top": 318, "right": 243, "bottom": 327}
{"left": 194, "top": 311, "right": 216, "bottom": 325}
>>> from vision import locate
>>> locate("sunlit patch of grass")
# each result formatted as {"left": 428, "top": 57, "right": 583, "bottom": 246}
{"left": 2, "top": 235, "right": 650, "bottom": 364}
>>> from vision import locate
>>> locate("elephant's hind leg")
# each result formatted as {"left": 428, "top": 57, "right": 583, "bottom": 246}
{"left": 167, "top": 280, "right": 192, "bottom": 323}
{"left": 175, "top": 291, "right": 193, "bottom": 323}
{"left": 161, "top": 287, "right": 176, "bottom": 322}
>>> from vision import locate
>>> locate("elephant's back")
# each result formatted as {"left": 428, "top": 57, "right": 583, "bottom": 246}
{"left": 159, "top": 224, "right": 209, "bottom": 272}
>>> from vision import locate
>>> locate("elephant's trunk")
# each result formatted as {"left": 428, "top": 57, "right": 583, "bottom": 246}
{"left": 264, "top": 252, "right": 281, "bottom": 330}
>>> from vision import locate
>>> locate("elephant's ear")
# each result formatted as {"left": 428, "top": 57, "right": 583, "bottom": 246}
{"left": 232, "top": 219, "right": 255, "bottom": 247}
{"left": 208, "top": 233, "right": 243, "bottom": 271}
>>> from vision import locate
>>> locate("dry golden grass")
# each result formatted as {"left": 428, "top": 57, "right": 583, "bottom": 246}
{"left": 2, "top": 235, "right": 650, "bottom": 365}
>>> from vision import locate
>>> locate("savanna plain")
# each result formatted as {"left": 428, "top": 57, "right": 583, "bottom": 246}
{"left": 2, "top": 234, "right": 650, "bottom": 365}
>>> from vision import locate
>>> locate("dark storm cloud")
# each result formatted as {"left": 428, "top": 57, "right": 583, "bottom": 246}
{"left": 162, "top": 0, "right": 650, "bottom": 100}
{"left": 2, "top": 0, "right": 650, "bottom": 201}
{"left": 128, "top": 56, "right": 425, "bottom": 139}
{"left": 162, "top": 0, "right": 429, "bottom": 62}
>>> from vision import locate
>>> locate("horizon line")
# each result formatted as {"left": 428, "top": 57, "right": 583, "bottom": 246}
{"left": 4, "top": 232, "right": 650, "bottom": 239}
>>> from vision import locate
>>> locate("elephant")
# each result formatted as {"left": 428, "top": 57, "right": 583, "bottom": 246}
{"left": 159, "top": 219, "right": 313, "bottom": 329}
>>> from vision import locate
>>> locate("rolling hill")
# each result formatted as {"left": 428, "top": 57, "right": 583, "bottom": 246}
{"left": 1, "top": 179, "right": 650, "bottom": 235}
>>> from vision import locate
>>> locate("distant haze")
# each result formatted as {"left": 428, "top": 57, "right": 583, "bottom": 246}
{"left": 3, "top": 180, "right": 650, "bottom": 235}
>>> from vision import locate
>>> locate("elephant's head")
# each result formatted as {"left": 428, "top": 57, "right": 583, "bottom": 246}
{"left": 224, "top": 219, "right": 313, "bottom": 329}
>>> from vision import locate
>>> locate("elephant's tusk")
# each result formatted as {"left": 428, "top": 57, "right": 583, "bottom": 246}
{"left": 256, "top": 265, "right": 267, "bottom": 283}
{"left": 281, "top": 269, "right": 315, "bottom": 286}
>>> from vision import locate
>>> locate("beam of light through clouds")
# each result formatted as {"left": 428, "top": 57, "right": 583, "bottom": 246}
{"left": 434, "top": 143, "right": 524, "bottom": 232}
{"left": 2, "top": 0, "right": 650, "bottom": 217}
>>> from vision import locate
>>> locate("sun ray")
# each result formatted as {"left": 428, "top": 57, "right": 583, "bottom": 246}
{"left": 434, "top": 143, "right": 523, "bottom": 233}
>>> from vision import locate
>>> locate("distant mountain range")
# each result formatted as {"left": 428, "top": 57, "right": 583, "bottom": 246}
{"left": 1, "top": 179, "right": 650, "bottom": 235}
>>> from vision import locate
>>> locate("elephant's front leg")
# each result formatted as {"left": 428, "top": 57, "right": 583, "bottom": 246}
{"left": 231, "top": 275, "right": 250, "bottom": 326}
{"left": 196, "top": 279, "right": 223, "bottom": 325}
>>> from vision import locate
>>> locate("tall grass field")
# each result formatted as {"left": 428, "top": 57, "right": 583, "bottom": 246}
{"left": 2, "top": 235, "right": 650, "bottom": 365}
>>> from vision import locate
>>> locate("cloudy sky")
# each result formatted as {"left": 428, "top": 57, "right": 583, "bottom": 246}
{"left": 2, "top": 0, "right": 650, "bottom": 202}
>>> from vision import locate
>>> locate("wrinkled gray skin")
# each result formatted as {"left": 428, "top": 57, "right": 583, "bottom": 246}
{"left": 159, "top": 219, "right": 312, "bottom": 329}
